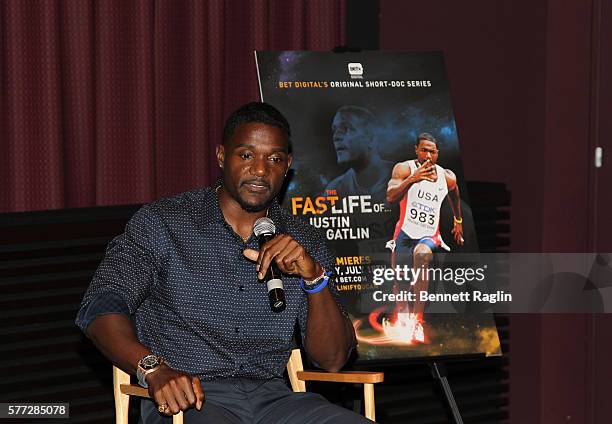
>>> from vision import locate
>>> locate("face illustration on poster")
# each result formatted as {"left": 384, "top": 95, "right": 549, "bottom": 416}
{"left": 326, "top": 106, "right": 395, "bottom": 205}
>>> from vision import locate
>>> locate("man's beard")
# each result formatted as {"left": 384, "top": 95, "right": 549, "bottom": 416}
{"left": 220, "top": 177, "right": 277, "bottom": 212}
{"left": 239, "top": 196, "right": 275, "bottom": 213}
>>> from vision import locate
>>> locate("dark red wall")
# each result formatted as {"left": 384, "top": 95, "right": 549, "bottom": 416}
{"left": 381, "top": 0, "right": 611, "bottom": 422}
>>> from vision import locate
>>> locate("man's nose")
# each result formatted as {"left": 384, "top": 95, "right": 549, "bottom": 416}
{"left": 251, "top": 157, "right": 269, "bottom": 176}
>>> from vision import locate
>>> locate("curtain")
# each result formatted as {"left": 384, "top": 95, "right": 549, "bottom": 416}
{"left": 0, "top": 0, "right": 345, "bottom": 212}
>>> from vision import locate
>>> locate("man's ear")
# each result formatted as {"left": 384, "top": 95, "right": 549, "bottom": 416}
{"left": 287, "top": 154, "right": 293, "bottom": 171}
{"left": 216, "top": 145, "right": 225, "bottom": 169}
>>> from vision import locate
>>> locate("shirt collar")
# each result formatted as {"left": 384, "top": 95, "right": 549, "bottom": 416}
{"left": 201, "top": 180, "right": 288, "bottom": 234}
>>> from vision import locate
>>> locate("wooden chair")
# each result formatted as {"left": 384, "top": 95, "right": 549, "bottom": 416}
{"left": 285, "top": 348, "right": 383, "bottom": 421}
{"left": 113, "top": 349, "right": 383, "bottom": 423}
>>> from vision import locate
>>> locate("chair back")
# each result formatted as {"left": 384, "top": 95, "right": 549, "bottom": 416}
{"left": 286, "top": 348, "right": 306, "bottom": 392}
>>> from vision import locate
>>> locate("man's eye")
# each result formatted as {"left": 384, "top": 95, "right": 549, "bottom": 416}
{"left": 270, "top": 157, "right": 284, "bottom": 163}
{"left": 240, "top": 153, "right": 252, "bottom": 160}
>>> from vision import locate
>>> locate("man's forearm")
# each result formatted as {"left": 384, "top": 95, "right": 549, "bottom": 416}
{"left": 305, "top": 288, "right": 355, "bottom": 372}
{"left": 87, "top": 313, "right": 151, "bottom": 374}
{"left": 450, "top": 187, "right": 462, "bottom": 219}
{"left": 387, "top": 176, "right": 414, "bottom": 204}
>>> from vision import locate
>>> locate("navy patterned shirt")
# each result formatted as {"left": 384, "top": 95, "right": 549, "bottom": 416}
{"left": 75, "top": 184, "right": 346, "bottom": 380}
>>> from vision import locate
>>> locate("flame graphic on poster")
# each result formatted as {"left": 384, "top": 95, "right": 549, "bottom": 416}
{"left": 354, "top": 307, "right": 428, "bottom": 346}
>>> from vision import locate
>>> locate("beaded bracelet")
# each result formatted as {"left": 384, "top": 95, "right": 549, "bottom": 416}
{"left": 300, "top": 270, "right": 332, "bottom": 294}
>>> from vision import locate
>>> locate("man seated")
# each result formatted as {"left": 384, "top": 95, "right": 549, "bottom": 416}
{"left": 76, "top": 102, "right": 371, "bottom": 423}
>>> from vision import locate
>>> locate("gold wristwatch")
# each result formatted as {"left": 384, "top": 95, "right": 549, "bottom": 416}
{"left": 136, "top": 354, "right": 163, "bottom": 388}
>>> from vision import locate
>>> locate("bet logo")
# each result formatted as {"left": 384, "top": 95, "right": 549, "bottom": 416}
{"left": 348, "top": 63, "right": 363, "bottom": 79}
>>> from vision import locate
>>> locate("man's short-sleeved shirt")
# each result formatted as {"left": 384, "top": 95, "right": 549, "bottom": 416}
{"left": 75, "top": 185, "right": 342, "bottom": 381}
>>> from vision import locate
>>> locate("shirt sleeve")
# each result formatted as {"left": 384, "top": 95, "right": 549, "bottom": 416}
{"left": 75, "top": 205, "right": 164, "bottom": 333}
{"left": 74, "top": 292, "right": 131, "bottom": 333}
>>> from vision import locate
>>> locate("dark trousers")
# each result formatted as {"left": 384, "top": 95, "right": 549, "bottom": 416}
{"left": 140, "top": 377, "right": 374, "bottom": 424}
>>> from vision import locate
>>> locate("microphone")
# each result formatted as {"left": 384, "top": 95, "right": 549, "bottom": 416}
{"left": 253, "top": 217, "right": 286, "bottom": 313}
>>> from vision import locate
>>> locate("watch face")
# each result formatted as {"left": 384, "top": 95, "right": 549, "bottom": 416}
{"left": 140, "top": 355, "right": 160, "bottom": 370}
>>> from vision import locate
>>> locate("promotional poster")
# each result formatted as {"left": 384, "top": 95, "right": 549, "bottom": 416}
{"left": 256, "top": 51, "right": 501, "bottom": 361}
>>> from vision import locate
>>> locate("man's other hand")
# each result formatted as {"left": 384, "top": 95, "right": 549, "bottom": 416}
{"left": 452, "top": 222, "right": 465, "bottom": 246}
{"left": 147, "top": 364, "right": 205, "bottom": 415}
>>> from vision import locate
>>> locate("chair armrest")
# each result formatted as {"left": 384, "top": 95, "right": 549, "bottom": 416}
{"left": 296, "top": 370, "right": 384, "bottom": 384}
{"left": 120, "top": 383, "right": 151, "bottom": 398}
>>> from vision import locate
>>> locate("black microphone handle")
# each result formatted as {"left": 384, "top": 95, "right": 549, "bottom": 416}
{"left": 265, "top": 266, "right": 286, "bottom": 313}
{"left": 258, "top": 233, "right": 283, "bottom": 280}
{"left": 259, "top": 232, "right": 286, "bottom": 313}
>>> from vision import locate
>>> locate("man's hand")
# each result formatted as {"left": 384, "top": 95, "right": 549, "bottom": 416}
{"left": 452, "top": 222, "right": 464, "bottom": 246}
{"left": 411, "top": 159, "right": 437, "bottom": 183}
{"left": 147, "top": 364, "right": 205, "bottom": 416}
{"left": 243, "top": 235, "right": 321, "bottom": 281}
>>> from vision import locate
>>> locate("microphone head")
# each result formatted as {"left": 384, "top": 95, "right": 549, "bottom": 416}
{"left": 253, "top": 217, "right": 276, "bottom": 237}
